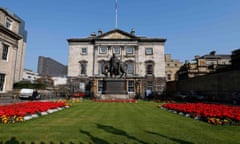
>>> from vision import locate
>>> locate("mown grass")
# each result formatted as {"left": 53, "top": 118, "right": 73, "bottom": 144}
{"left": 0, "top": 100, "right": 240, "bottom": 144}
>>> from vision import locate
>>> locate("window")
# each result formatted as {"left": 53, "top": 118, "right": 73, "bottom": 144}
{"left": 99, "top": 46, "right": 108, "bottom": 54}
{"left": 6, "top": 18, "right": 12, "bottom": 30}
{"left": 145, "top": 48, "right": 153, "bottom": 55}
{"left": 98, "top": 61, "right": 106, "bottom": 75}
{"left": 167, "top": 74, "right": 171, "bottom": 80}
{"left": 79, "top": 61, "right": 87, "bottom": 75}
{"left": 98, "top": 80, "right": 103, "bottom": 93}
{"left": 146, "top": 64, "right": 153, "bottom": 75}
{"left": 81, "top": 48, "right": 87, "bottom": 55}
{"left": 2, "top": 44, "right": 9, "bottom": 60}
{"left": 128, "top": 80, "right": 134, "bottom": 92}
{"left": 113, "top": 47, "right": 120, "bottom": 54}
{"left": 145, "top": 61, "right": 154, "bottom": 75}
{"left": 0, "top": 73, "right": 5, "bottom": 91}
{"left": 126, "top": 61, "right": 134, "bottom": 75}
{"left": 126, "top": 47, "right": 134, "bottom": 54}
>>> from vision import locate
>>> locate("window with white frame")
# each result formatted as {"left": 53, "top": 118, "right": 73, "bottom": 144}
{"left": 146, "top": 64, "right": 153, "bottom": 75}
{"left": 99, "top": 46, "right": 108, "bottom": 54}
{"left": 126, "top": 47, "right": 134, "bottom": 54}
{"left": 2, "top": 44, "right": 9, "bottom": 60}
{"left": 0, "top": 73, "right": 5, "bottom": 91}
{"left": 128, "top": 80, "right": 134, "bottom": 93}
{"left": 79, "top": 61, "right": 87, "bottom": 75}
{"left": 98, "top": 61, "right": 106, "bottom": 75}
{"left": 113, "top": 47, "right": 120, "bottom": 54}
{"left": 126, "top": 61, "right": 134, "bottom": 75}
{"left": 6, "top": 18, "right": 13, "bottom": 30}
{"left": 145, "top": 48, "right": 153, "bottom": 55}
{"left": 145, "top": 61, "right": 154, "bottom": 75}
{"left": 81, "top": 48, "right": 87, "bottom": 55}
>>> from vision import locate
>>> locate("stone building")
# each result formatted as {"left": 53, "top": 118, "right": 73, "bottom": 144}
{"left": 67, "top": 29, "right": 166, "bottom": 98}
{"left": 171, "top": 49, "right": 240, "bottom": 102}
{"left": 37, "top": 56, "right": 67, "bottom": 77}
{"left": 0, "top": 8, "right": 27, "bottom": 93}
{"left": 177, "top": 51, "right": 231, "bottom": 80}
{"left": 23, "top": 69, "right": 40, "bottom": 82}
{"left": 165, "top": 54, "right": 183, "bottom": 81}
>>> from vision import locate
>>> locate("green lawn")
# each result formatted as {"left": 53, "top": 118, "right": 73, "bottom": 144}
{"left": 0, "top": 100, "right": 240, "bottom": 144}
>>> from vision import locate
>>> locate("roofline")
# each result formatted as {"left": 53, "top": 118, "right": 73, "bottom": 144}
{"left": 96, "top": 28, "right": 137, "bottom": 39}
{"left": 67, "top": 38, "right": 166, "bottom": 43}
{"left": 67, "top": 28, "right": 167, "bottom": 43}
{"left": 0, "top": 7, "right": 21, "bottom": 22}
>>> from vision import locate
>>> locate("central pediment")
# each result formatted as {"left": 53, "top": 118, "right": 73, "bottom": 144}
{"left": 97, "top": 29, "right": 136, "bottom": 39}
{"left": 101, "top": 32, "right": 131, "bottom": 39}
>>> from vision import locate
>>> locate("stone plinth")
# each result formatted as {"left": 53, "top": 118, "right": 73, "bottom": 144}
{"left": 102, "top": 79, "right": 127, "bottom": 94}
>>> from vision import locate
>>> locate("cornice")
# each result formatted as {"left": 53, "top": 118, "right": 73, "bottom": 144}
{"left": 0, "top": 24, "right": 22, "bottom": 40}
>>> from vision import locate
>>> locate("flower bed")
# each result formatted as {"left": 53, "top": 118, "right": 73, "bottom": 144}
{"left": 161, "top": 103, "right": 240, "bottom": 125}
{"left": 93, "top": 99, "right": 137, "bottom": 103}
{"left": 0, "top": 101, "right": 68, "bottom": 124}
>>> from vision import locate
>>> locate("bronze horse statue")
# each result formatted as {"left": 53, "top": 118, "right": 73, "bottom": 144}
{"left": 102, "top": 54, "right": 127, "bottom": 78}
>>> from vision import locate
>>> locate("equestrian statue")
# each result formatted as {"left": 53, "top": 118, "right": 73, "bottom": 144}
{"left": 102, "top": 54, "right": 127, "bottom": 78}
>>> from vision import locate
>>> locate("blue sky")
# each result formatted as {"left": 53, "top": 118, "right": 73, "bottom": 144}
{"left": 1, "top": 0, "right": 240, "bottom": 72}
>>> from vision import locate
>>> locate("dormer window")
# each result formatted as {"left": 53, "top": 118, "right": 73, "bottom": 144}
{"left": 6, "top": 18, "right": 13, "bottom": 30}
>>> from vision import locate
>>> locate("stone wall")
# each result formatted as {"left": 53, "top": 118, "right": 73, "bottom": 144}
{"left": 167, "top": 69, "right": 240, "bottom": 102}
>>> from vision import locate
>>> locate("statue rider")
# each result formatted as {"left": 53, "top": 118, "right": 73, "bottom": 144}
{"left": 109, "top": 53, "right": 120, "bottom": 77}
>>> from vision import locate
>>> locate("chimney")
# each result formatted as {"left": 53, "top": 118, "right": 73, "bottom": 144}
{"left": 130, "top": 28, "right": 135, "bottom": 36}
{"left": 98, "top": 29, "right": 102, "bottom": 36}
{"left": 195, "top": 55, "right": 200, "bottom": 59}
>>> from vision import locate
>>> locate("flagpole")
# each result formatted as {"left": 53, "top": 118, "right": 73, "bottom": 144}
{"left": 115, "top": 0, "right": 118, "bottom": 28}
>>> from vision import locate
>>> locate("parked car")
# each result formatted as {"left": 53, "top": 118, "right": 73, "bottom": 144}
{"left": 19, "top": 88, "right": 41, "bottom": 100}
{"left": 231, "top": 92, "right": 240, "bottom": 105}
{"left": 174, "top": 92, "right": 188, "bottom": 100}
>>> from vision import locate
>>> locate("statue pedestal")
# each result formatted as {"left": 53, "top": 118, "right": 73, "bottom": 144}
{"left": 102, "top": 79, "right": 127, "bottom": 94}
{"left": 99, "top": 78, "right": 130, "bottom": 100}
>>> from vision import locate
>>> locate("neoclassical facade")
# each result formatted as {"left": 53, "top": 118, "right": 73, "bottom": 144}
{"left": 0, "top": 8, "right": 26, "bottom": 93}
{"left": 67, "top": 29, "right": 166, "bottom": 98}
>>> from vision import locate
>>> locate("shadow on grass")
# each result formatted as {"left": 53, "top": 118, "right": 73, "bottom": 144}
{"left": 79, "top": 129, "right": 109, "bottom": 144}
{"left": 96, "top": 123, "right": 148, "bottom": 144}
{"left": 1, "top": 136, "right": 84, "bottom": 144}
{"left": 145, "top": 130, "right": 194, "bottom": 144}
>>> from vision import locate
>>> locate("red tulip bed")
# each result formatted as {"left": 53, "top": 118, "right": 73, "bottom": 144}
{"left": 0, "top": 101, "right": 68, "bottom": 124}
{"left": 161, "top": 103, "right": 240, "bottom": 125}
{"left": 93, "top": 99, "right": 137, "bottom": 103}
